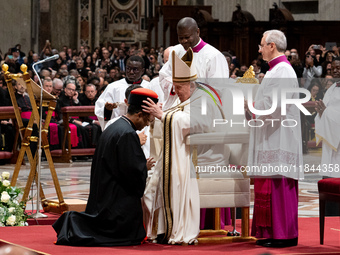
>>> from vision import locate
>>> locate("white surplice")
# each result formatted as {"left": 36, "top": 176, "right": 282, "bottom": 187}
{"left": 247, "top": 59, "right": 304, "bottom": 180}
{"left": 315, "top": 83, "right": 340, "bottom": 177}
{"left": 95, "top": 78, "right": 149, "bottom": 130}
{"left": 148, "top": 77, "right": 164, "bottom": 104}
{"left": 143, "top": 86, "right": 224, "bottom": 244}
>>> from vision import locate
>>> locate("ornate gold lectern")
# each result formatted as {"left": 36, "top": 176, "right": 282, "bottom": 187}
{"left": 2, "top": 64, "right": 77, "bottom": 213}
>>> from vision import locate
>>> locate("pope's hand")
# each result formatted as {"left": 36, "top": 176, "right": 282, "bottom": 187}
{"left": 142, "top": 98, "right": 163, "bottom": 120}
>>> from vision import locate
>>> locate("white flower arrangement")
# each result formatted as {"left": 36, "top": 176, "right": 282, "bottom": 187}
{"left": 0, "top": 172, "right": 28, "bottom": 226}
{"left": 2, "top": 180, "right": 10, "bottom": 187}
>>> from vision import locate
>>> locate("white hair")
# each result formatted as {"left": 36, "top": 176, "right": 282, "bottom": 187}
{"left": 52, "top": 78, "right": 63, "bottom": 87}
{"left": 263, "top": 30, "right": 287, "bottom": 53}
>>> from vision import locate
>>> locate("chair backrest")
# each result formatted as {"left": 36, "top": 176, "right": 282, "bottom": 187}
{"left": 220, "top": 78, "right": 259, "bottom": 166}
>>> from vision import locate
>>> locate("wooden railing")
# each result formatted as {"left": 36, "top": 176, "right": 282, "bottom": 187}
{"left": 50, "top": 105, "right": 96, "bottom": 163}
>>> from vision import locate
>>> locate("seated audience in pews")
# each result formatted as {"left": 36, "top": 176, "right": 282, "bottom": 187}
{"left": 51, "top": 78, "right": 63, "bottom": 98}
{"left": 42, "top": 77, "right": 53, "bottom": 94}
{"left": 77, "top": 75, "right": 87, "bottom": 93}
{"left": 12, "top": 80, "right": 38, "bottom": 155}
{"left": 79, "top": 84, "right": 102, "bottom": 147}
{"left": 42, "top": 77, "right": 60, "bottom": 150}
{"left": 55, "top": 81, "right": 89, "bottom": 149}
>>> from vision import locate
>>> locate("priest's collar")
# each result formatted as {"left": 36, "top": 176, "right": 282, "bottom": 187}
{"left": 121, "top": 115, "right": 137, "bottom": 130}
{"left": 192, "top": 38, "right": 207, "bottom": 53}
{"left": 268, "top": 54, "right": 291, "bottom": 71}
{"left": 125, "top": 77, "right": 142, "bottom": 85}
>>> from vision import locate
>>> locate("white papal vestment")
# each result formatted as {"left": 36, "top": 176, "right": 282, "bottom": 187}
{"left": 143, "top": 86, "right": 224, "bottom": 244}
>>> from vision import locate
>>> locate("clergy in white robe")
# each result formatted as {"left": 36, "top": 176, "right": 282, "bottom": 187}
{"left": 148, "top": 77, "right": 164, "bottom": 105}
{"left": 315, "top": 58, "right": 340, "bottom": 178}
{"left": 158, "top": 17, "right": 229, "bottom": 111}
{"left": 148, "top": 46, "right": 173, "bottom": 106}
{"left": 142, "top": 48, "right": 225, "bottom": 244}
{"left": 95, "top": 56, "right": 149, "bottom": 130}
{"left": 247, "top": 30, "right": 303, "bottom": 248}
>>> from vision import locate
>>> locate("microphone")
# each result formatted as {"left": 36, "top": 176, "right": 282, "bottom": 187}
{"left": 35, "top": 54, "right": 59, "bottom": 64}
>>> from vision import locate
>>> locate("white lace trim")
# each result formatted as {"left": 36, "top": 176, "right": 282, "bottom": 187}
{"left": 257, "top": 149, "right": 300, "bottom": 165}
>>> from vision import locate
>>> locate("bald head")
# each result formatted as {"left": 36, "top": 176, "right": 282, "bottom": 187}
{"left": 177, "top": 17, "right": 198, "bottom": 30}
{"left": 177, "top": 17, "right": 200, "bottom": 50}
{"left": 163, "top": 46, "right": 174, "bottom": 63}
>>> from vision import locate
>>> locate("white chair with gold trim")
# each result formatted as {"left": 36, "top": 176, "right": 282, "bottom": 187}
{"left": 187, "top": 67, "right": 259, "bottom": 243}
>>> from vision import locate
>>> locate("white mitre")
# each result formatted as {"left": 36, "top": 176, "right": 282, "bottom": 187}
{"left": 172, "top": 47, "right": 197, "bottom": 82}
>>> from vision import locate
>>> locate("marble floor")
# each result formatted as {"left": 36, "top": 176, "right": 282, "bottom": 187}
{"left": 0, "top": 148, "right": 323, "bottom": 218}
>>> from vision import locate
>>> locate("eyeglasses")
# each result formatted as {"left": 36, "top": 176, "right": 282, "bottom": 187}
{"left": 126, "top": 66, "right": 141, "bottom": 73}
{"left": 65, "top": 87, "right": 75, "bottom": 91}
{"left": 258, "top": 43, "right": 271, "bottom": 50}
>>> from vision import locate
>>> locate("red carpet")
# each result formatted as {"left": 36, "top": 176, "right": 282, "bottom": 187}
{"left": 26, "top": 211, "right": 60, "bottom": 226}
{"left": 0, "top": 217, "right": 339, "bottom": 255}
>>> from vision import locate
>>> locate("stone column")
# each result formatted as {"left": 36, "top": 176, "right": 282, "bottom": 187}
{"left": 50, "top": 0, "right": 78, "bottom": 51}
{"left": 94, "top": 0, "right": 101, "bottom": 48}
{"left": 0, "top": 0, "right": 32, "bottom": 54}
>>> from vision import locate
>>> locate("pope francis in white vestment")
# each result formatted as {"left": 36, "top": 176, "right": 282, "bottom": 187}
{"left": 142, "top": 48, "right": 224, "bottom": 244}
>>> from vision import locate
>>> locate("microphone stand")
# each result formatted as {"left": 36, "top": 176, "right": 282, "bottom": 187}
{"left": 31, "top": 58, "right": 56, "bottom": 218}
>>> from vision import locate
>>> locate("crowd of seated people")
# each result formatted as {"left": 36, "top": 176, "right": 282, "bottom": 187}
{"left": 1, "top": 40, "right": 340, "bottom": 163}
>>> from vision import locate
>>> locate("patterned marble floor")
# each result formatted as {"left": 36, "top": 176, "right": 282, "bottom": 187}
{"left": 0, "top": 149, "right": 323, "bottom": 218}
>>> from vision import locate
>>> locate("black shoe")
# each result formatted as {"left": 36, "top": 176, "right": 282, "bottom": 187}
{"left": 156, "top": 234, "right": 167, "bottom": 244}
{"left": 256, "top": 238, "right": 273, "bottom": 246}
{"left": 262, "top": 238, "right": 298, "bottom": 248}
